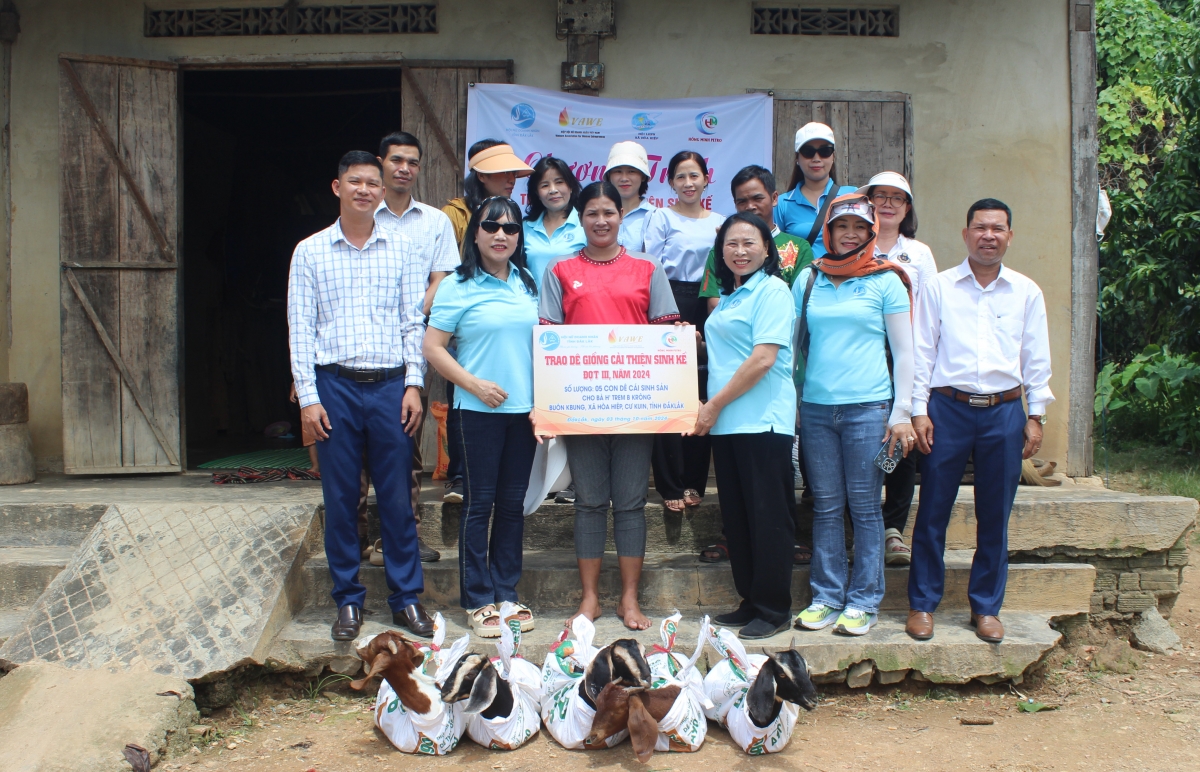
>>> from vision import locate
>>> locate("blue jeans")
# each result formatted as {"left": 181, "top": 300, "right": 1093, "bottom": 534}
{"left": 315, "top": 369, "right": 422, "bottom": 612}
{"left": 454, "top": 409, "right": 537, "bottom": 609}
{"left": 800, "top": 400, "right": 889, "bottom": 614}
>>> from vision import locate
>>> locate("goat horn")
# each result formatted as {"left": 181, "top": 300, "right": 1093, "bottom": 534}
{"left": 388, "top": 639, "right": 399, "bottom": 655}
{"left": 790, "top": 636, "right": 798, "bottom": 651}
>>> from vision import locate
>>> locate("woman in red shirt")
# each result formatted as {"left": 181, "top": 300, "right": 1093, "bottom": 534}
{"left": 538, "top": 181, "right": 679, "bottom": 630}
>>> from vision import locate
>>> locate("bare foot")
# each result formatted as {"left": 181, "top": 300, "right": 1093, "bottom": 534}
{"left": 566, "top": 595, "right": 602, "bottom": 627}
{"left": 616, "top": 596, "right": 651, "bottom": 631}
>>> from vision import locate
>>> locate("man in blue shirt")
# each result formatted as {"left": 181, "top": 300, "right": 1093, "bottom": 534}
{"left": 774, "top": 122, "right": 857, "bottom": 257}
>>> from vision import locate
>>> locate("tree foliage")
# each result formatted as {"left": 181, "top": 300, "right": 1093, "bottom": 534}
{"left": 1096, "top": 0, "right": 1200, "bottom": 360}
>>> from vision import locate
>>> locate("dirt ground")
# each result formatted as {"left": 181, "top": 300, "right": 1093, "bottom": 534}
{"left": 171, "top": 552, "right": 1200, "bottom": 772}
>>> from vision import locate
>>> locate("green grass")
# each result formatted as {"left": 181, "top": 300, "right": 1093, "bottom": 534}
{"left": 1094, "top": 440, "right": 1200, "bottom": 501}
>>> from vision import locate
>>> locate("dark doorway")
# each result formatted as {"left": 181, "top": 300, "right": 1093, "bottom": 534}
{"left": 181, "top": 67, "right": 401, "bottom": 465}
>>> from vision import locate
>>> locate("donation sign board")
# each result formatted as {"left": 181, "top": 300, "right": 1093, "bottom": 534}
{"left": 466, "top": 83, "right": 773, "bottom": 215}
{"left": 532, "top": 325, "right": 699, "bottom": 435}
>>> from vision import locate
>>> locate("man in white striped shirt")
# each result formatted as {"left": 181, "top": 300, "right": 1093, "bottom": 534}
{"left": 288, "top": 150, "right": 434, "bottom": 641}
{"left": 906, "top": 199, "right": 1054, "bottom": 644}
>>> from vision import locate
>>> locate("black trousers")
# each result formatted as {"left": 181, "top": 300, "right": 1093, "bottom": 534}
{"left": 654, "top": 281, "right": 711, "bottom": 500}
{"left": 712, "top": 431, "right": 797, "bottom": 626}
{"left": 882, "top": 449, "right": 920, "bottom": 533}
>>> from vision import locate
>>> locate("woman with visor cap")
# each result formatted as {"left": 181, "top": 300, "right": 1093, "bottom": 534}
{"left": 444, "top": 140, "right": 534, "bottom": 249}
{"left": 774, "top": 122, "right": 857, "bottom": 257}
{"left": 857, "top": 171, "right": 938, "bottom": 567}
{"left": 792, "top": 194, "right": 916, "bottom": 637}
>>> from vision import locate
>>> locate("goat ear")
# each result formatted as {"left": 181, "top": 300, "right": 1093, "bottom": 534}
{"left": 350, "top": 651, "right": 392, "bottom": 691}
{"left": 410, "top": 645, "right": 426, "bottom": 668}
{"left": 626, "top": 693, "right": 658, "bottom": 764}
{"left": 463, "top": 664, "right": 499, "bottom": 714}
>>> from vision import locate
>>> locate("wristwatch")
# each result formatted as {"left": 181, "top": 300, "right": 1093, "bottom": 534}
{"left": 1028, "top": 414, "right": 1046, "bottom": 425}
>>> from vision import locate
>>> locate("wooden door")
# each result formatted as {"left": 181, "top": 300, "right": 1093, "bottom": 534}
{"left": 763, "top": 90, "right": 912, "bottom": 191}
{"left": 399, "top": 61, "right": 511, "bottom": 472}
{"left": 59, "top": 54, "right": 181, "bottom": 473}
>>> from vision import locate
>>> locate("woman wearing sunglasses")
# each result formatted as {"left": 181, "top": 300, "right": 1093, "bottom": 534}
{"left": 424, "top": 197, "right": 540, "bottom": 637}
{"left": 774, "top": 122, "right": 858, "bottom": 257}
{"left": 538, "top": 180, "right": 680, "bottom": 631}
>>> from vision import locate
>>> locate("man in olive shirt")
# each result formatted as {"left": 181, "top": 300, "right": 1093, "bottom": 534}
{"left": 697, "top": 165, "right": 815, "bottom": 565}
{"left": 699, "top": 165, "right": 814, "bottom": 311}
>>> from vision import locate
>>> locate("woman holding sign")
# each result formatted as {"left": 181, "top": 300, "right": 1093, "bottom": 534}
{"left": 424, "top": 197, "right": 541, "bottom": 637}
{"left": 538, "top": 180, "right": 680, "bottom": 631}
{"left": 643, "top": 151, "right": 726, "bottom": 513}
{"left": 689, "top": 211, "right": 798, "bottom": 640}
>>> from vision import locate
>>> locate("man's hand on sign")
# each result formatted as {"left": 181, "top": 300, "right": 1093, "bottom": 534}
{"left": 471, "top": 378, "right": 509, "bottom": 409}
{"left": 301, "top": 404, "right": 332, "bottom": 441}
{"left": 913, "top": 415, "right": 934, "bottom": 455}
{"left": 401, "top": 386, "right": 424, "bottom": 436}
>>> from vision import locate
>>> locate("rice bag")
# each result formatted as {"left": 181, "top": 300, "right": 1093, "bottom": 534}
{"left": 641, "top": 613, "right": 712, "bottom": 753}
{"left": 539, "top": 615, "right": 628, "bottom": 749}
{"left": 464, "top": 601, "right": 544, "bottom": 750}
{"left": 702, "top": 624, "right": 798, "bottom": 755}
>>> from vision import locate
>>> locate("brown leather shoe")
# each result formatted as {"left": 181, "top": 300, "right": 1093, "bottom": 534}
{"left": 971, "top": 614, "right": 1004, "bottom": 642}
{"left": 393, "top": 602, "right": 436, "bottom": 638}
{"left": 906, "top": 610, "right": 934, "bottom": 640}
{"left": 331, "top": 604, "right": 362, "bottom": 641}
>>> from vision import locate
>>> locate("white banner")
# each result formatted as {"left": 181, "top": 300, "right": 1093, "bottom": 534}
{"left": 466, "top": 84, "right": 773, "bottom": 216}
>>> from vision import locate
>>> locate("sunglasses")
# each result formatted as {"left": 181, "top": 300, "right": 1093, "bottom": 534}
{"left": 480, "top": 220, "right": 521, "bottom": 235}
{"left": 798, "top": 144, "right": 835, "bottom": 159}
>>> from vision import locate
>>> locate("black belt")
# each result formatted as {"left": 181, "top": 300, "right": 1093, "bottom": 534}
{"left": 318, "top": 363, "right": 406, "bottom": 383}
{"left": 933, "top": 386, "right": 1023, "bottom": 408}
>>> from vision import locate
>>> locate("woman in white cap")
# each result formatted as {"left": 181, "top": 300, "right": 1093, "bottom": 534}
{"left": 605, "top": 140, "right": 658, "bottom": 252}
{"left": 792, "top": 193, "right": 916, "bottom": 637}
{"left": 643, "top": 151, "right": 726, "bottom": 513}
{"left": 774, "top": 122, "right": 857, "bottom": 257}
{"left": 444, "top": 139, "right": 534, "bottom": 249}
{"left": 858, "top": 171, "right": 938, "bottom": 567}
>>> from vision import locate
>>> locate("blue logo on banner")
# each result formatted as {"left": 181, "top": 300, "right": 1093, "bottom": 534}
{"left": 511, "top": 103, "right": 537, "bottom": 129}
{"left": 696, "top": 112, "right": 719, "bottom": 135}
{"left": 631, "top": 112, "right": 660, "bottom": 131}
{"left": 661, "top": 332, "right": 680, "bottom": 348}
{"left": 539, "top": 330, "right": 561, "bottom": 351}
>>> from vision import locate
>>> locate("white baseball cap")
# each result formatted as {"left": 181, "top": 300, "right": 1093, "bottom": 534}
{"left": 794, "top": 122, "right": 836, "bottom": 153}
{"left": 828, "top": 197, "right": 875, "bottom": 225}
{"left": 606, "top": 141, "right": 651, "bottom": 178}
{"left": 856, "top": 171, "right": 912, "bottom": 201}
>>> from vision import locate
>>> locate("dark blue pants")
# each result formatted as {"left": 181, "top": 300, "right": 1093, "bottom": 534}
{"left": 315, "top": 369, "right": 423, "bottom": 612}
{"left": 455, "top": 410, "right": 537, "bottom": 609}
{"left": 908, "top": 390, "right": 1026, "bottom": 616}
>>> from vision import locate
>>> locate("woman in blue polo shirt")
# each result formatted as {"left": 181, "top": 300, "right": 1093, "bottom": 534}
{"left": 688, "top": 211, "right": 797, "bottom": 640}
{"left": 793, "top": 194, "right": 916, "bottom": 638}
{"left": 774, "top": 122, "right": 857, "bottom": 257}
{"left": 424, "top": 197, "right": 540, "bottom": 638}
{"left": 523, "top": 156, "right": 585, "bottom": 288}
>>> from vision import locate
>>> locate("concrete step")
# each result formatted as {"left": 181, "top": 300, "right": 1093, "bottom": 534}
{"left": 0, "top": 503, "right": 108, "bottom": 547}
{"left": 266, "top": 607, "right": 1061, "bottom": 686}
{"left": 297, "top": 549, "right": 1094, "bottom": 616}
{"left": 0, "top": 546, "right": 76, "bottom": 608}
{"left": 0, "top": 609, "right": 24, "bottom": 648}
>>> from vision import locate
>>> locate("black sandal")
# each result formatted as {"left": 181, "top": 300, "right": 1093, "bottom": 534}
{"left": 699, "top": 537, "right": 729, "bottom": 563}
{"left": 794, "top": 543, "right": 813, "bottom": 565}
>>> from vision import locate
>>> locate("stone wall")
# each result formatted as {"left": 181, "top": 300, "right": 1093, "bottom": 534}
{"left": 1013, "top": 529, "right": 1192, "bottom": 623}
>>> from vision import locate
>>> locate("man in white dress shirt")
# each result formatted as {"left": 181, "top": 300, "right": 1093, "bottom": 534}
{"left": 288, "top": 151, "right": 434, "bottom": 641}
{"left": 906, "top": 199, "right": 1054, "bottom": 643}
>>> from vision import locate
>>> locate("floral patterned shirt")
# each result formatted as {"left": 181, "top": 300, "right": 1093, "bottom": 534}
{"left": 698, "top": 228, "right": 815, "bottom": 298}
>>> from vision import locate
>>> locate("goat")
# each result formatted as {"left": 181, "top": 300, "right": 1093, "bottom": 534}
{"left": 579, "top": 638, "right": 651, "bottom": 709}
{"left": 350, "top": 631, "right": 438, "bottom": 715}
{"left": 745, "top": 645, "right": 818, "bottom": 728}
{"left": 584, "top": 681, "right": 683, "bottom": 761}
{"left": 440, "top": 653, "right": 516, "bottom": 720}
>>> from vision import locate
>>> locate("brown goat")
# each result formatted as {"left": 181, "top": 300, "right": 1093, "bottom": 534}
{"left": 349, "top": 631, "right": 435, "bottom": 715}
{"left": 584, "top": 681, "right": 682, "bottom": 762}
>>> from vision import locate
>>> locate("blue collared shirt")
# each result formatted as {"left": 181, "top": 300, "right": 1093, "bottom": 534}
{"left": 706, "top": 270, "right": 797, "bottom": 435}
{"left": 617, "top": 197, "right": 658, "bottom": 253}
{"left": 774, "top": 179, "right": 858, "bottom": 257}
{"left": 287, "top": 218, "right": 425, "bottom": 408}
{"left": 428, "top": 263, "right": 540, "bottom": 413}
{"left": 523, "top": 210, "right": 586, "bottom": 289}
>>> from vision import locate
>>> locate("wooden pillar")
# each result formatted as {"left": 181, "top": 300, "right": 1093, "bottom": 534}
{"left": 1068, "top": 0, "right": 1099, "bottom": 477}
